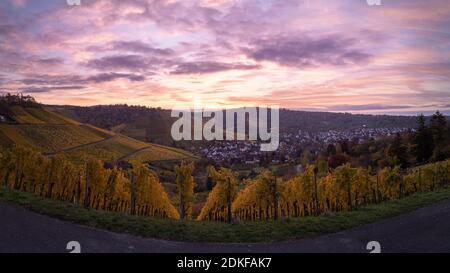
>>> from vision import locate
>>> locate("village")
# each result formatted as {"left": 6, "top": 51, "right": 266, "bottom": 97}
{"left": 188, "top": 126, "right": 412, "bottom": 166}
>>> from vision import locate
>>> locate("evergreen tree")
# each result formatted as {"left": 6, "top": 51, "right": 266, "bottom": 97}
{"left": 429, "top": 111, "right": 447, "bottom": 145}
{"left": 388, "top": 133, "right": 409, "bottom": 169}
{"left": 414, "top": 114, "right": 433, "bottom": 163}
{"left": 326, "top": 144, "right": 336, "bottom": 156}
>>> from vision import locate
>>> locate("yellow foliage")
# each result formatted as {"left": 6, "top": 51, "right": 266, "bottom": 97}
{"left": 0, "top": 146, "right": 179, "bottom": 220}
{"left": 197, "top": 167, "right": 237, "bottom": 221}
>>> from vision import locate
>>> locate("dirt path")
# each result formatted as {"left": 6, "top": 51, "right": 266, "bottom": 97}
{"left": 43, "top": 135, "right": 117, "bottom": 157}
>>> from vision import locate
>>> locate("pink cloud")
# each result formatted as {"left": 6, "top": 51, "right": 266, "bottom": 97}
{"left": 10, "top": 0, "right": 26, "bottom": 8}
{"left": 0, "top": 0, "right": 449, "bottom": 113}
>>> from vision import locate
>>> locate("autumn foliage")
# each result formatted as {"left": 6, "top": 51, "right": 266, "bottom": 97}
{"left": 230, "top": 161, "right": 450, "bottom": 221}
{"left": 0, "top": 146, "right": 179, "bottom": 219}
{"left": 197, "top": 167, "right": 238, "bottom": 222}
{"left": 175, "top": 161, "right": 195, "bottom": 220}
{"left": 1, "top": 145, "right": 449, "bottom": 223}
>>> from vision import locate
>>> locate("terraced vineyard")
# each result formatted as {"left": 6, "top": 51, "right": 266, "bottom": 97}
{"left": 12, "top": 125, "right": 106, "bottom": 153}
{"left": 66, "top": 135, "right": 146, "bottom": 162}
{"left": 8, "top": 105, "right": 77, "bottom": 124}
{"left": 0, "top": 106, "right": 111, "bottom": 154}
{"left": 0, "top": 105, "right": 195, "bottom": 164}
{"left": 127, "top": 145, "right": 194, "bottom": 162}
{"left": 0, "top": 124, "right": 30, "bottom": 147}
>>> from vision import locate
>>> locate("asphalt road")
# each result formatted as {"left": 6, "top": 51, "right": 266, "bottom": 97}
{"left": 1, "top": 199, "right": 450, "bottom": 253}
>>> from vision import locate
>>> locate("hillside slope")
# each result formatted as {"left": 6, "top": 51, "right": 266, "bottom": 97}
{"left": 49, "top": 105, "right": 174, "bottom": 145}
{"left": 0, "top": 104, "right": 193, "bottom": 164}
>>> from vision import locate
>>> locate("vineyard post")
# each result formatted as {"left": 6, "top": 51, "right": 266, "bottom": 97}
{"left": 418, "top": 167, "right": 422, "bottom": 190}
{"left": 46, "top": 164, "right": 53, "bottom": 199}
{"left": 445, "top": 160, "right": 448, "bottom": 184}
{"left": 313, "top": 166, "right": 319, "bottom": 215}
{"left": 347, "top": 169, "right": 352, "bottom": 210}
{"left": 273, "top": 177, "right": 279, "bottom": 220}
{"left": 130, "top": 172, "right": 136, "bottom": 215}
{"left": 433, "top": 164, "right": 436, "bottom": 190}
{"left": 227, "top": 177, "right": 232, "bottom": 223}
{"left": 376, "top": 172, "right": 380, "bottom": 203}
{"left": 83, "top": 163, "right": 90, "bottom": 208}
{"left": 75, "top": 171, "right": 81, "bottom": 206}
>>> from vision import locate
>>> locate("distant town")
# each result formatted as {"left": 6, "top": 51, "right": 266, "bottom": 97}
{"left": 189, "top": 127, "right": 412, "bottom": 166}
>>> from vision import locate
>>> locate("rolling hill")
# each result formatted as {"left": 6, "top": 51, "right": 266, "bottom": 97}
{"left": 49, "top": 105, "right": 175, "bottom": 146}
{"left": 0, "top": 103, "right": 194, "bottom": 165}
{"left": 48, "top": 105, "right": 427, "bottom": 147}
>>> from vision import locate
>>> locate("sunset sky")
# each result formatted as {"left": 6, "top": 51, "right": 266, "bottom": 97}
{"left": 0, "top": 0, "right": 449, "bottom": 114}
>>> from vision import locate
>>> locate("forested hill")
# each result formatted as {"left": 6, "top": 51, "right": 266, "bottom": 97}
{"left": 48, "top": 104, "right": 424, "bottom": 143}
{"left": 48, "top": 104, "right": 174, "bottom": 145}
{"left": 279, "top": 109, "right": 419, "bottom": 132}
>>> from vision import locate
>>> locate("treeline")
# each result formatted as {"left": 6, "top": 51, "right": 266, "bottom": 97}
{"left": 0, "top": 147, "right": 179, "bottom": 219}
{"left": 298, "top": 111, "right": 450, "bottom": 173}
{"left": 0, "top": 93, "right": 39, "bottom": 120}
{"left": 280, "top": 109, "right": 418, "bottom": 132}
{"left": 415, "top": 112, "right": 450, "bottom": 163}
{"left": 52, "top": 104, "right": 420, "bottom": 134}
{"left": 55, "top": 104, "right": 171, "bottom": 131}
{"left": 0, "top": 93, "right": 39, "bottom": 108}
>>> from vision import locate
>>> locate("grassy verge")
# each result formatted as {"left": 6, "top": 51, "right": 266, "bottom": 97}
{"left": 1, "top": 186, "right": 450, "bottom": 243}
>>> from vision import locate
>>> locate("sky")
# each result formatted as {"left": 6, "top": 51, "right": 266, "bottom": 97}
{"left": 0, "top": 0, "right": 449, "bottom": 114}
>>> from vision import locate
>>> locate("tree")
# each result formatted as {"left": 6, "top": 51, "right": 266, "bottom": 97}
{"left": 352, "top": 167, "right": 375, "bottom": 206}
{"left": 429, "top": 111, "right": 447, "bottom": 145}
{"left": 429, "top": 111, "right": 449, "bottom": 162}
{"left": 129, "top": 163, "right": 179, "bottom": 218}
{"left": 300, "top": 149, "right": 313, "bottom": 167}
{"left": 388, "top": 133, "right": 409, "bottom": 169}
{"left": 317, "top": 159, "right": 329, "bottom": 178}
{"left": 255, "top": 170, "right": 281, "bottom": 220}
{"left": 232, "top": 180, "right": 259, "bottom": 220}
{"left": 328, "top": 153, "right": 350, "bottom": 169}
{"left": 198, "top": 167, "right": 237, "bottom": 222}
{"left": 414, "top": 114, "right": 433, "bottom": 163}
{"left": 175, "top": 161, "right": 195, "bottom": 220}
{"left": 231, "top": 170, "right": 283, "bottom": 221}
{"left": 0, "top": 146, "right": 179, "bottom": 219}
{"left": 333, "top": 164, "right": 356, "bottom": 210}
{"left": 0, "top": 92, "right": 39, "bottom": 107}
{"left": 326, "top": 144, "right": 336, "bottom": 156}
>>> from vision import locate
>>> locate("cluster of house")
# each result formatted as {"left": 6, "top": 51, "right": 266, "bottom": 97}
{"left": 284, "top": 127, "right": 411, "bottom": 146}
{"left": 189, "top": 127, "right": 411, "bottom": 166}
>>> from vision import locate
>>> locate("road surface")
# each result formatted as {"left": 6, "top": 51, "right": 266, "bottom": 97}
{"left": 1, "top": 199, "right": 450, "bottom": 253}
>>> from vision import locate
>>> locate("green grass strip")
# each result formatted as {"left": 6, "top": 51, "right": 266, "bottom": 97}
{"left": 1, "top": 186, "right": 450, "bottom": 243}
